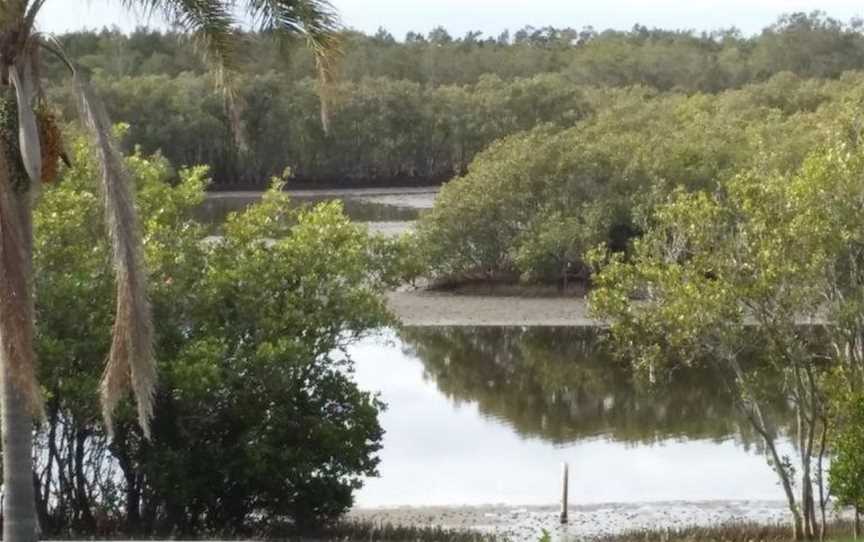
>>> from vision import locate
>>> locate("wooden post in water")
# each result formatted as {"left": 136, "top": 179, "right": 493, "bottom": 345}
{"left": 560, "top": 462, "right": 569, "bottom": 525}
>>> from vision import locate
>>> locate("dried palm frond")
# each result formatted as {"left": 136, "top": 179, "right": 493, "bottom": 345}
{"left": 72, "top": 72, "right": 155, "bottom": 438}
{"left": 0, "top": 142, "right": 41, "bottom": 415}
{"left": 308, "top": 22, "right": 342, "bottom": 136}
{"left": 35, "top": 105, "right": 61, "bottom": 184}
{"left": 9, "top": 59, "right": 41, "bottom": 185}
{"left": 316, "top": 56, "right": 338, "bottom": 135}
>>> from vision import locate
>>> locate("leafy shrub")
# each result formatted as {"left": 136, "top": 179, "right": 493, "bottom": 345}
{"left": 34, "top": 135, "right": 395, "bottom": 535}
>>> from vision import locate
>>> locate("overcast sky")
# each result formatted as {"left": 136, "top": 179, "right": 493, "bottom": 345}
{"left": 38, "top": 1, "right": 864, "bottom": 38}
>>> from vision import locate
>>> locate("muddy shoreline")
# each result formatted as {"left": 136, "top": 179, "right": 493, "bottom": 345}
{"left": 386, "top": 290, "right": 597, "bottom": 327}
{"left": 349, "top": 501, "right": 796, "bottom": 541}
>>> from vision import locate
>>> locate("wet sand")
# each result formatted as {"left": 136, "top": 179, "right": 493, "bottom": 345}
{"left": 386, "top": 291, "right": 598, "bottom": 327}
{"left": 208, "top": 187, "right": 439, "bottom": 210}
{"left": 355, "top": 191, "right": 438, "bottom": 209}
{"left": 349, "top": 501, "right": 794, "bottom": 541}
{"left": 362, "top": 221, "right": 417, "bottom": 237}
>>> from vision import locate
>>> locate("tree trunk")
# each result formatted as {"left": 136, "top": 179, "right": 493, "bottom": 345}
{"left": 801, "top": 472, "right": 816, "bottom": 539}
{"left": 728, "top": 357, "right": 803, "bottom": 539}
{"left": 2, "top": 366, "right": 37, "bottom": 542}
{"left": 1, "top": 168, "right": 38, "bottom": 542}
{"left": 855, "top": 505, "right": 861, "bottom": 540}
{"left": 817, "top": 421, "right": 828, "bottom": 542}
{"left": 73, "top": 430, "right": 95, "bottom": 531}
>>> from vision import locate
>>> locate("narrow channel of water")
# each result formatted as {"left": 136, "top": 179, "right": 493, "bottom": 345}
{"left": 195, "top": 193, "right": 421, "bottom": 225}
{"left": 351, "top": 328, "right": 795, "bottom": 508}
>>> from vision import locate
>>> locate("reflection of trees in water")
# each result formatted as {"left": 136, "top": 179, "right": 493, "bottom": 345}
{"left": 399, "top": 327, "right": 792, "bottom": 448}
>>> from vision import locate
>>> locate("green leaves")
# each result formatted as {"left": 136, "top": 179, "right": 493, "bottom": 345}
{"left": 830, "top": 393, "right": 864, "bottom": 509}
{"left": 35, "top": 132, "right": 394, "bottom": 530}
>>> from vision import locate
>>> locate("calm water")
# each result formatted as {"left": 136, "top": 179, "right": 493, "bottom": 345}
{"left": 351, "top": 327, "right": 795, "bottom": 507}
{"left": 196, "top": 193, "right": 421, "bottom": 225}
{"left": 200, "top": 193, "right": 797, "bottom": 508}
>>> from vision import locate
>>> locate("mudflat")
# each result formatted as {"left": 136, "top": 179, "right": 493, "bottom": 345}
{"left": 349, "top": 501, "right": 793, "bottom": 541}
{"left": 386, "top": 290, "right": 597, "bottom": 327}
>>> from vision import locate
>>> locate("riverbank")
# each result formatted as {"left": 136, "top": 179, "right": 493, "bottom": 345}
{"left": 208, "top": 187, "right": 439, "bottom": 209}
{"left": 349, "top": 501, "right": 796, "bottom": 541}
{"left": 385, "top": 289, "right": 828, "bottom": 327}
{"left": 386, "top": 290, "right": 597, "bottom": 327}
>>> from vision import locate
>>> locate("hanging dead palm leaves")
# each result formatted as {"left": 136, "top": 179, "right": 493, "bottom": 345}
{"left": 313, "top": 40, "right": 342, "bottom": 137}
{"left": 73, "top": 72, "right": 155, "bottom": 438}
{"left": 9, "top": 60, "right": 42, "bottom": 186}
{"left": 35, "top": 105, "right": 61, "bottom": 184}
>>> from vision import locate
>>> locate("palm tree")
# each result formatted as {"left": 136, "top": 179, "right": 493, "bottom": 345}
{"left": 0, "top": 2, "right": 340, "bottom": 541}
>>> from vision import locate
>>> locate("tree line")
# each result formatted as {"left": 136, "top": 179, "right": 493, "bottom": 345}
{"left": 44, "top": 11, "right": 864, "bottom": 188}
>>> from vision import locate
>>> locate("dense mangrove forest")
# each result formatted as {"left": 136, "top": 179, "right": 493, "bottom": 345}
{"left": 42, "top": 12, "right": 864, "bottom": 188}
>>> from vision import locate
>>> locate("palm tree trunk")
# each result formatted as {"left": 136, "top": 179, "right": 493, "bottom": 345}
{"left": 2, "top": 190, "right": 37, "bottom": 542}
{"left": 3, "top": 369, "right": 37, "bottom": 542}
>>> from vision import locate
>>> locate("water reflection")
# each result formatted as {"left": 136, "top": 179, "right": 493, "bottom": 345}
{"left": 351, "top": 328, "right": 796, "bottom": 506}
{"left": 398, "top": 327, "right": 792, "bottom": 447}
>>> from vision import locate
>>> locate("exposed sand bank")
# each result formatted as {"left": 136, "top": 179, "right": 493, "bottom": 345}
{"left": 362, "top": 221, "right": 417, "bottom": 236}
{"left": 386, "top": 290, "right": 598, "bottom": 327}
{"left": 208, "top": 187, "right": 439, "bottom": 210}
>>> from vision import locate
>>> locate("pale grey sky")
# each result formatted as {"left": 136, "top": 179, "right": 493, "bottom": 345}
{"left": 37, "top": 1, "right": 864, "bottom": 38}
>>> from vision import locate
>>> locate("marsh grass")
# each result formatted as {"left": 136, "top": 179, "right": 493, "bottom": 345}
{"left": 301, "top": 521, "right": 500, "bottom": 541}
{"left": 590, "top": 521, "right": 857, "bottom": 542}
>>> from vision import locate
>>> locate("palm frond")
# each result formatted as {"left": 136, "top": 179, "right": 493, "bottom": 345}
{"left": 22, "top": 0, "right": 47, "bottom": 35}
{"left": 0, "top": 143, "right": 41, "bottom": 415}
{"left": 9, "top": 58, "right": 42, "bottom": 185}
{"left": 119, "top": 1, "right": 342, "bottom": 134}
{"left": 245, "top": 0, "right": 340, "bottom": 37}
{"left": 245, "top": 1, "right": 343, "bottom": 133}
{"left": 122, "top": 1, "right": 252, "bottom": 145}
{"left": 72, "top": 72, "right": 155, "bottom": 438}
{"left": 121, "top": 0, "right": 238, "bottom": 74}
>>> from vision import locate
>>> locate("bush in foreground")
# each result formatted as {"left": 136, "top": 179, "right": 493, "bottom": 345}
{"left": 33, "top": 133, "right": 398, "bottom": 536}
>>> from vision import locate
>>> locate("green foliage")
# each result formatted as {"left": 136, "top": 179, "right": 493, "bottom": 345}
{"left": 417, "top": 73, "right": 853, "bottom": 284}
{"left": 587, "top": 137, "right": 864, "bottom": 536}
{"left": 587, "top": 139, "right": 864, "bottom": 376}
{"left": 48, "top": 13, "right": 864, "bottom": 91}
{"left": 830, "top": 394, "right": 864, "bottom": 511}
{"left": 48, "top": 71, "right": 590, "bottom": 187}
{"left": 33, "top": 135, "right": 394, "bottom": 535}
{"left": 42, "top": 12, "right": 864, "bottom": 188}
